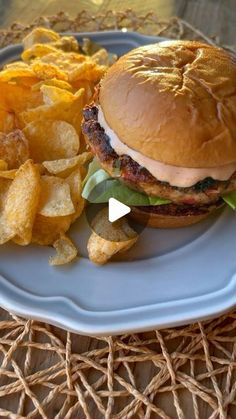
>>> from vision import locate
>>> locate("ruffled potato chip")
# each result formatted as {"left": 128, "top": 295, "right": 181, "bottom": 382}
{"left": 49, "top": 234, "right": 77, "bottom": 266}
{"left": 15, "top": 77, "right": 40, "bottom": 88}
{"left": 67, "top": 61, "right": 107, "bottom": 82}
{"left": 23, "top": 120, "right": 79, "bottom": 162}
{"left": 31, "top": 78, "right": 72, "bottom": 92}
{"left": 40, "top": 84, "right": 74, "bottom": 105}
{"left": 31, "top": 61, "right": 68, "bottom": 81}
{"left": 32, "top": 214, "right": 72, "bottom": 245}
{"left": 0, "top": 130, "right": 29, "bottom": 169}
{"left": 42, "top": 156, "right": 81, "bottom": 177}
{"left": 42, "top": 151, "right": 93, "bottom": 177}
{"left": 0, "top": 66, "right": 35, "bottom": 82}
{"left": 52, "top": 36, "right": 79, "bottom": 53}
{"left": 0, "top": 217, "right": 15, "bottom": 245}
{"left": 2, "top": 63, "right": 40, "bottom": 86}
{"left": 0, "top": 178, "right": 11, "bottom": 210}
{"left": 34, "top": 163, "right": 46, "bottom": 176}
{"left": 91, "top": 49, "right": 110, "bottom": 65}
{"left": 23, "top": 27, "right": 60, "bottom": 50}
{"left": 0, "top": 110, "right": 17, "bottom": 133}
{"left": 0, "top": 169, "right": 17, "bottom": 179}
{"left": 22, "top": 44, "right": 59, "bottom": 62}
{"left": 31, "top": 50, "right": 107, "bottom": 83}
{"left": 71, "top": 80, "right": 93, "bottom": 102}
{"left": 0, "top": 81, "right": 43, "bottom": 115}
{"left": 20, "top": 88, "right": 84, "bottom": 135}
{"left": 3, "top": 160, "right": 41, "bottom": 245}
{"left": 87, "top": 208, "right": 138, "bottom": 265}
{"left": 38, "top": 175, "right": 75, "bottom": 217}
{"left": 4, "top": 61, "right": 29, "bottom": 70}
{"left": 0, "top": 160, "right": 8, "bottom": 170}
{"left": 39, "top": 50, "right": 86, "bottom": 68}
{"left": 66, "top": 168, "right": 85, "bottom": 221}
{"left": 0, "top": 178, "right": 15, "bottom": 245}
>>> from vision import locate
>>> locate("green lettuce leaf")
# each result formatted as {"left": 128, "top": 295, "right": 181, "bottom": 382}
{"left": 82, "top": 167, "right": 170, "bottom": 206}
{"left": 82, "top": 157, "right": 102, "bottom": 187}
{"left": 223, "top": 191, "right": 236, "bottom": 210}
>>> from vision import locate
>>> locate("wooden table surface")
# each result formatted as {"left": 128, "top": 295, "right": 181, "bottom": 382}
{"left": 0, "top": 1, "right": 236, "bottom": 418}
{"left": 0, "top": 0, "right": 235, "bottom": 45}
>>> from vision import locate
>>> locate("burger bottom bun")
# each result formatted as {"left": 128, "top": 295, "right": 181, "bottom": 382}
{"left": 129, "top": 204, "right": 224, "bottom": 229}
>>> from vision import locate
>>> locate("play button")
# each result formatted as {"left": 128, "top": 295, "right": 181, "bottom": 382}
{"left": 108, "top": 198, "right": 130, "bottom": 222}
{"left": 85, "top": 178, "right": 148, "bottom": 241}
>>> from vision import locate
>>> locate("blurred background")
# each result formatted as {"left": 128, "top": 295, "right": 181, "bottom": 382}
{"left": 0, "top": 0, "right": 235, "bottom": 44}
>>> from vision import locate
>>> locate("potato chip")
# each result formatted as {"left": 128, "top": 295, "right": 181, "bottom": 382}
{"left": 0, "top": 160, "right": 8, "bottom": 170}
{"left": 0, "top": 81, "right": 43, "bottom": 115}
{"left": 32, "top": 214, "right": 72, "bottom": 245}
{"left": 21, "top": 88, "right": 84, "bottom": 135}
{"left": 0, "top": 109, "right": 17, "bottom": 133}
{"left": 81, "top": 38, "right": 117, "bottom": 64}
{"left": 3, "top": 160, "right": 41, "bottom": 245}
{"left": 91, "top": 49, "right": 110, "bottom": 65}
{"left": 40, "top": 85, "right": 74, "bottom": 105}
{"left": 71, "top": 196, "right": 85, "bottom": 223}
{"left": 23, "top": 120, "right": 79, "bottom": 162}
{"left": 88, "top": 230, "right": 138, "bottom": 265}
{"left": 65, "top": 168, "right": 85, "bottom": 221}
{"left": 38, "top": 175, "right": 75, "bottom": 217}
{"left": 31, "top": 50, "right": 107, "bottom": 83}
{"left": 4, "top": 62, "right": 29, "bottom": 70}
{"left": 87, "top": 208, "right": 138, "bottom": 264}
{"left": 81, "top": 38, "right": 101, "bottom": 56}
{"left": 71, "top": 80, "right": 93, "bottom": 102}
{"left": 42, "top": 156, "right": 80, "bottom": 176}
{"left": 1, "top": 64, "right": 40, "bottom": 87}
{"left": 31, "top": 60, "right": 68, "bottom": 81}
{"left": 42, "top": 152, "right": 93, "bottom": 177}
{"left": 16, "top": 77, "right": 40, "bottom": 88}
{"left": 0, "top": 130, "right": 29, "bottom": 169}
{"left": 23, "top": 27, "right": 60, "bottom": 50}
{"left": 0, "top": 178, "right": 11, "bottom": 211}
{"left": 39, "top": 50, "right": 86, "bottom": 69}
{"left": 0, "top": 178, "right": 14, "bottom": 244}
{"left": 3, "top": 62, "right": 39, "bottom": 85}
{"left": 52, "top": 36, "right": 79, "bottom": 53}
{"left": 0, "top": 169, "right": 17, "bottom": 179}
{"left": 0, "top": 216, "right": 15, "bottom": 245}
{"left": 49, "top": 234, "right": 77, "bottom": 266}
{"left": 31, "top": 78, "right": 72, "bottom": 92}
{"left": 35, "top": 163, "right": 46, "bottom": 176}
{"left": 74, "top": 151, "right": 93, "bottom": 166}
{"left": 67, "top": 61, "right": 107, "bottom": 82}
{"left": 22, "top": 44, "right": 59, "bottom": 62}
{"left": 66, "top": 168, "right": 82, "bottom": 198}
{"left": 0, "top": 66, "right": 35, "bottom": 82}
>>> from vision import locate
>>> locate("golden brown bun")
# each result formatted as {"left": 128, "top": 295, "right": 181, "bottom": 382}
{"left": 129, "top": 203, "right": 223, "bottom": 229}
{"left": 100, "top": 40, "right": 236, "bottom": 168}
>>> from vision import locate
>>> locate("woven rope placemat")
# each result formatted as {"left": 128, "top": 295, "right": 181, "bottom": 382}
{"left": 0, "top": 10, "right": 236, "bottom": 419}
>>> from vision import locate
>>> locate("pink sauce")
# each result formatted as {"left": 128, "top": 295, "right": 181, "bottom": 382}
{"left": 98, "top": 106, "right": 236, "bottom": 187}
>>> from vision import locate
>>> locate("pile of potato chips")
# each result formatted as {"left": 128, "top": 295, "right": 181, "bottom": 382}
{"left": 0, "top": 27, "right": 115, "bottom": 265}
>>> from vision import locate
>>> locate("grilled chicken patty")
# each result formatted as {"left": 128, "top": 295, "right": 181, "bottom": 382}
{"left": 82, "top": 104, "right": 236, "bottom": 205}
{"left": 135, "top": 201, "right": 223, "bottom": 216}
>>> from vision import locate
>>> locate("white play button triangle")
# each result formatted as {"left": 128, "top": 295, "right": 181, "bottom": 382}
{"left": 108, "top": 198, "right": 131, "bottom": 223}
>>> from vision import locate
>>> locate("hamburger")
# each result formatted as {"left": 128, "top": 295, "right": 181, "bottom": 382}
{"left": 82, "top": 40, "right": 236, "bottom": 228}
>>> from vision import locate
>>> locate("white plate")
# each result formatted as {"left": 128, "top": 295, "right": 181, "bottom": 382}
{"left": 0, "top": 31, "right": 236, "bottom": 335}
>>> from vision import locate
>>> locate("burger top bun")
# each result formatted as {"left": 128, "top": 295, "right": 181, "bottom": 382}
{"left": 99, "top": 40, "right": 236, "bottom": 168}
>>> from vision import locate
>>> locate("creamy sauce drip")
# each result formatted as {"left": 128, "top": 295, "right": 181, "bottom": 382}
{"left": 98, "top": 106, "right": 236, "bottom": 187}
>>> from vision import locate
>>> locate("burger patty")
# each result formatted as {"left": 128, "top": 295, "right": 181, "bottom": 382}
{"left": 134, "top": 201, "right": 223, "bottom": 216}
{"left": 82, "top": 104, "right": 236, "bottom": 205}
